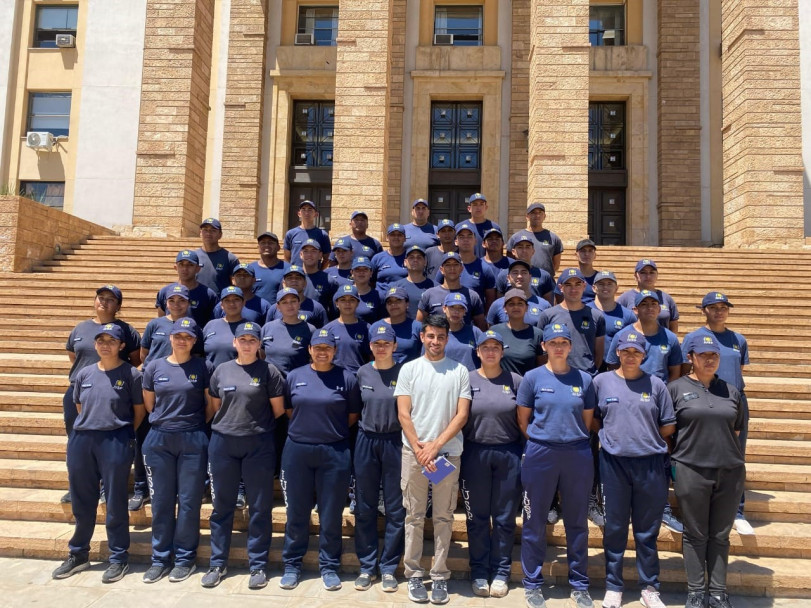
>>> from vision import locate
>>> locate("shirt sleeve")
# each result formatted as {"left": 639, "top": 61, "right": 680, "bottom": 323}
{"left": 740, "top": 335, "right": 750, "bottom": 366}
{"left": 392, "top": 363, "right": 412, "bottom": 397}
{"left": 141, "top": 322, "right": 155, "bottom": 350}
{"left": 66, "top": 327, "right": 77, "bottom": 352}
{"left": 283, "top": 230, "right": 293, "bottom": 252}
{"left": 458, "top": 366, "right": 472, "bottom": 400}
{"left": 668, "top": 294, "right": 680, "bottom": 321}
{"left": 582, "top": 374, "right": 596, "bottom": 410}
{"left": 553, "top": 234, "right": 564, "bottom": 255}
{"left": 516, "top": 373, "right": 534, "bottom": 408}
{"left": 594, "top": 311, "right": 606, "bottom": 338}
{"left": 417, "top": 291, "right": 431, "bottom": 315}
{"left": 468, "top": 291, "right": 484, "bottom": 317}
{"left": 605, "top": 331, "right": 620, "bottom": 364}
{"left": 125, "top": 324, "right": 141, "bottom": 353}
{"left": 345, "top": 372, "right": 363, "bottom": 414}
{"left": 655, "top": 378, "right": 677, "bottom": 425}
{"left": 209, "top": 367, "right": 221, "bottom": 399}
{"left": 130, "top": 368, "right": 144, "bottom": 406}
{"left": 141, "top": 361, "right": 156, "bottom": 392}
{"left": 666, "top": 333, "right": 683, "bottom": 367}
{"left": 481, "top": 265, "right": 496, "bottom": 290}
{"left": 733, "top": 387, "right": 745, "bottom": 432}
{"left": 265, "top": 363, "right": 286, "bottom": 399}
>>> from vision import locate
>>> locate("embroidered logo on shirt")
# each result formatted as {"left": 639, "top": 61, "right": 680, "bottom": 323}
{"left": 250, "top": 377, "right": 261, "bottom": 386}
{"left": 471, "top": 387, "right": 481, "bottom": 393}
{"left": 188, "top": 374, "right": 198, "bottom": 384}
{"left": 640, "top": 392, "right": 651, "bottom": 402}
{"left": 571, "top": 386, "right": 582, "bottom": 397}
{"left": 531, "top": 278, "right": 539, "bottom": 285}
{"left": 502, "top": 385, "right": 512, "bottom": 394}
{"left": 114, "top": 380, "right": 125, "bottom": 391}
{"left": 298, "top": 314, "right": 307, "bottom": 321}
{"left": 581, "top": 320, "right": 590, "bottom": 329}
{"left": 614, "top": 320, "right": 623, "bottom": 328}
{"left": 191, "top": 300, "right": 199, "bottom": 308}
{"left": 659, "top": 345, "right": 668, "bottom": 353}
{"left": 216, "top": 263, "right": 224, "bottom": 270}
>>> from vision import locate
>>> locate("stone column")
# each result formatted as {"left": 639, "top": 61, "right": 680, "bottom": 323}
{"left": 330, "top": 0, "right": 393, "bottom": 239}
{"left": 385, "top": 0, "right": 406, "bottom": 227}
{"left": 218, "top": 0, "right": 268, "bottom": 238}
{"left": 132, "top": 0, "right": 215, "bottom": 236}
{"left": 657, "top": 0, "right": 701, "bottom": 245}
{"left": 722, "top": 0, "right": 804, "bottom": 246}
{"left": 527, "top": 0, "right": 590, "bottom": 243}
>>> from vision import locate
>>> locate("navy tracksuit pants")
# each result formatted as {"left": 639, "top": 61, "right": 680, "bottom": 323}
{"left": 208, "top": 431, "right": 276, "bottom": 571}
{"left": 66, "top": 426, "right": 135, "bottom": 563}
{"left": 281, "top": 438, "right": 351, "bottom": 574}
{"left": 460, "top": 440, "right": 522, "bottom": 582}
{"left": 143, "top": 427, "right": 208, "bottom": 568}
{"left": 353, "top": 429, "right": 404, "bottom": 576}
{"left": 133, "top": 417, "right": 150, "bottom": 495}
{"left": 600, "top": 450, "right": 668, "bottom": 592}
{"left": 520, "top": 440, "right": 592, "bottom": 590}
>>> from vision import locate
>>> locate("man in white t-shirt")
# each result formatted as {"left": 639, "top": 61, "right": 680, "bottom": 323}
{"left": 395, "top": 314, "right": 471, "bottom": 605}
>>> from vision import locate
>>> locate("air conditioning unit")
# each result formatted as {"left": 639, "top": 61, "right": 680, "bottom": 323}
{"left": 294, "top": 33, "right": 314, "bottom": 46}
{"left": 434, "top": 33, "right": 454, "bottom": 46}
{"left": 602, "top": 30, "right": 616, "bottom": 44}
{"left": 26, "top": 131, "right": 55, "bottom": 150}
{"left": 55, "top": 34, "right": 76, "bottom": 48}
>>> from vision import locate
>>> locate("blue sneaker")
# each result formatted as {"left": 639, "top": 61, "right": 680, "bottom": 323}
{"left": 322, "top": 570, "right": 342, "bottom": 590}
{"left": 279, "top": 570, "right": 300, "bottom": 590}
{"left": 662, "top": 504, "right": 684, "bottom": 534}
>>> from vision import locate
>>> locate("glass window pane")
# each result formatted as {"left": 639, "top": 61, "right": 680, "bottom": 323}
{"left": 28, "top": 93, "right": 71, "bottom": 136}
{"left": 298, "top": 6, "right": 338, "bottom": 46}
{"left": 434, "top": 6, "right": 482, "bottom": 45}
{"left": 20, "top": 181, "right": 65, "bottom": 209}
{"left": 589, "top": 5, "right": 625, "bottom": 46}
{"left": 37, "top": 7, "right": 77, "bottom": 30}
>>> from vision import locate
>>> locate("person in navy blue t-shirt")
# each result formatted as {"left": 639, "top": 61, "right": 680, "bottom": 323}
{"left": 505, "top": 203, "right": 563, "bottom": 278}
{"left": 425, "top": 219, "right": 458, "bottom": 279}
{"left": 403, "top": 199, "right": 439, "bottom": 250}
{"left": 418, "top": 252, "right": 487, "bottom": 330}
{"left": 347, "top": 256, "right": 383, "bottom": 324}
{"left": 495, "top": 235, "right": 555, "bottom": 303}
{"left": 249, "top": 231, "right": 289, "bottom": 305}
{"left": 261, "top": 288, "right": 314, "bottom": 376}
{"left": 481, "top": 227, "right": 513, "bottom": 274}
{"left": 382, "top": 287, "right": 422, "bottom": 363}
{"left": 489, "top": 288, "right": 545, "bottom": 376}
{"left": 393, "top": 245, "right": 435, "bottom": 320}
{"left": 196, "top": 218, "right": 240, "bottom": 293}
{"left": 590, "top": 271, "right": 636, "bottom": 347}
{"left": 323, "top": 284, "right": 371, "bottom": 373}
{"left": 279, "top": 328, "right": 361, "bottom": 591}
{"left": 435, "top": 222, "right": 496, "bottom": 310}
{"left": 283, "top": 200, "right": 331, "bottom": 266}
{"left": 458, "top": 192, "right": 501, "bottom": 258}
{"left": 212, "top": 263, "right": 272, "bottom": 325}
{"left": 442, "top": 292, "right": 482, "bottom": 371}
{"left": 325, "top": 237, "right": 355, "bottom": 288}
{"left": 298, "top": 238, "right": 335, "bottom": 312}
{"left": 615, "top": 259, "right": 679, "bottom": 332}
{"left": 156, "top": 249, "right": 218, "bottom": 327}
{"left": 266, "top": 266, "right": 329, "bottom": 328}
{"left": 487, "top": 260, "right": 551, "bottom": 327}
{"left": 340, "top": 211, "right": 383, "bottom": 260}
{"left": 203, "top": 286, "right": 247, "bottom": 368}
{"left": 372, "top": 224, "right": 409, "bottom": 295}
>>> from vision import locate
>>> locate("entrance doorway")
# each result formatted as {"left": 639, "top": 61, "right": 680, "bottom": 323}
{"left": 588, "top": 102, "right": 627, "bottom": 245}
{"left": 288, "top": 100, "right": 334, "bottom": 231}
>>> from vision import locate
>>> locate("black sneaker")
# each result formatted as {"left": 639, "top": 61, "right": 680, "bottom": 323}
{"left": 52, "top": 555, "right": 89, "bottom": 579}
{"left": 430, "top": 579, "right": 449, "bottom": 605}
{"left": 408, "top": 577, "right": 429, "bottom": 603}
{"left": 686, "top": 591, "right": 705, "bottom": 608}
{"left": 143, "top": 564, "right": 170, "bottom": 584}
{"left": 354, "top": 572, "right": 375, "bottom": 590}
{"left": 128, "top": 493, "right": 149, "bottom": 511}
{"left": 101, "top": 562, "right": 128, "bottom": 583}
{"left": 59, "top": 491, "right": 71, "bottom": 504}
{"left": 587, "top": 501, "right": 605, "bottom": 527}
{"left": 708, "top": 592, "right": 734, "bottom": 608}
{"left": 248, "top": 569, "right": 268, "bottom": 589}
{"left": 168, "top": 563, "right": 195, "bottom": 582}
{"left": 201, "top": 566, "right": 226, "bottom": 588}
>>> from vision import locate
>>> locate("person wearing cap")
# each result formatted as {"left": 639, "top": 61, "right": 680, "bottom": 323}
{"left": 201, "top": 322, "right": 286, "bottom": 590}
{"left": 434, "top": 222, "right": 496, "bottom": 310}
{"left": 213, "top": 263, "right": 272, "bottom": 325}
{"left": 202, "top": 286, "right": 248, "bottom": 368}
{"left": 441, "top": 292, "right": 483, "bottom": 371}
{"left": 382, "top": 286, "right": 423, "bottom": 363}
{"left": 457, "top": 192, "right": 501, "bottom": 258}
{"left": 461, "top": 330, "right": 523, "bottom": 599}
{"left": 392, "top": 244, "right": 435, "bottom": 320}
{"left": 589, "top": 270, "right": 637, "bottom": 348}
{"left": 669, "top": 334, "right": 746, "bottom": 608}
{"left": 349, "top": 256, "right": 384, "bottom": 324}
{"left": 340, "top": 210, "right": 383, "bottom": 260}
{"left": 323, "top": 284, "right": 371, "bottom": 373}
{"left": 298, "top": 238, "right": 336, "bottom": 312}
{"left": 489, "top": 288, "right": 545, "bottom": 375}
{"left": 616, "top": 259, "right": 679, "bottom": 332}
{"left": 325, "top": 237, "right": 355, "bottom": 288}
{"left": 575, "top": 239, "right": 598, "bottom": 303}
{"left": 196, "top": 218, "right": 240, "bottom": 293}
{"left": 495, "top": 235, "right": 555, "bottom": 304}
{"left": 418, "top": 252, "right": 487, "bottom": 330}
{"left": 372, "top": 223, "right": 409, "bottom": 295}
{"left": 481, "top": 227, "right": 513, "bottom": 274}
{"left": 260, "top": 288, "right": 315, "bottom": 376}
{"left": 266, "top": 265, "right": 328, "bottom": 328}
{"left": 681, "top": 292, "right": 752, "bottom": 537}
{"left": 404, "top": 198, "right": 440, "bottom": 250}
{"left": 537, "top": 267, "right": 606, "bottom": 376}
{"left": 394, "top": 314, "right": 472, "bottom": 605}
{"left": 425, "top": 218, "right": 458, "bottom": 279}
{"left": 506, "top": 203, "right": 563, "bottom": 278}
{"left": 352, "top": 321, "right": 405, "bottom": 593}
{"left": 487, "top": 260, "right": 552, "bottom": 328}
{"left": 156, "top": 250, "right": 218, "bottom": 327}
{"left": 140, "top": 317, "right": 214, "bottom": 584}
{"left": 517, "top": 323, "right": 595, "bottom": 608}
{"left": 52, "top": 324, "right": 145, "bottom": 584}
{"left": 249, "top": 232, "right": 290, "bottom": 305}
{"left": 592, "top": 331, "right": 676, "bottom": 608}
{"left": 283, "top": 199, "right": 331, "bottom": 266}
{"left": 280, "top": 328, "right": 362, "bottom": 591}
{"left": 62, "top": 286, "right": 141, "bottom": 505}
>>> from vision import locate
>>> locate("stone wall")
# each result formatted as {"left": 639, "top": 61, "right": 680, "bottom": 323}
{"left": 385, "top": 0, "right": 407, "bottom": 228}
{"left": 508, "top": 0, "right": 530, "bottom": 236}
{"left": 0, "top": 196, "right": 115, "bottom": 272}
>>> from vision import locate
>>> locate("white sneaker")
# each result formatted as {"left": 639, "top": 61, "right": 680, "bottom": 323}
{"left": 735, "top": 516, "right": 755, "bottom": 535}
{"left": 640, "top": 586, "right": 666, "bottom": 608}
{"left": 490, "top": 579, "right": 509, "bottom": 598}
{"left": 602, "top": 589, "right": 623, "bottom": 608}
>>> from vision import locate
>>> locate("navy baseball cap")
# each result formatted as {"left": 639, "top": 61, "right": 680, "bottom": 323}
{"left": 558, "top": 267, "right": 586, "bottom": 284}
{"left": 257, "top": 231, "right": 279, "bottom": 242}
{"left": 166, "top": 284, "right": 190, "bottom": 300}
{"left": 369, "top": 321, "right": 397, "bottom": 342}
{"left": 96, "top": 284, "right": 123, "bottom": 303}
{"left": 542, "top": 323, "right": 572, "bottom": 342}
{"left": 699, "top": 292, "right": 734, "bottom": 308}
{"left": 95, "top": 323, "right": 124, "bottom": 341}
{"left": 468, "top": 193, "right": 486, "bottom": 203}
{"left": 634, "top": 289, "right": 660, "bottom": 307}
{"left": 384, "top": 286, "right": 409, "bottom": 301}
{"left": 298, "top": 199, "right": 317, "bottom": 209}
{"left": 617, "top": 331, "right": 647, "bottom": 353}
{"left": 503, "top": 288, "right": 528, "bottom": 303}
{"left": 576, "top": 238, "right": 596, "bottom": 251}
{"left": 311, "top": 327, "right": 337, "bottom": 347}
{"left": 443, "top": 292, "right": 468, "bottom": 310}
{"left": 405, "top": 244, "right": 426, "bottom": 257}
{"left": 437, "top": 219, "right": 456, "bottom": 231}
{"left": 635, "top": 258, "right": 658, "bottom": 272}
{"left": 477, "top": 329, "right": 505, "bottom": 347}
{"left": 455, "top": 222, "right": 475, "bottom": 235}
{"left": 175, "top": 249, "right": 200, "bottom": 264}
{"left": 593, "top": 270, "right": 617, "bottom": 284}
{"left": 200, "top": 218, "right": 222, "bottom": 230}
{"left": 283, "top": 265, "right": 306, "bottom": 277}
{"left": 352, "top": 256, "right": 373, "bottom": 270}
{"left": 412, "top": 198, "right": 429, "bottom": 208}
{"left": 685, "top": 333, "right": 721, "bottom": 355}
{"left": 332, "top": 237, "right": 351, "bottom": 251}
{"left": 508, "top": 259, "right": 531, "bottom": 273}
{"left": 220, "top": 286, "right": 244, "bottom": 300}
{"left": 512, "top": 234, "right": 535, "bottom": 247}
{"left": 333, "top": 284, "right": 360, "bottom": 302}
{"left": 235, "top": 321, "right": 261, "bottom": 340}
{"left": 170, "top": 317, "right": 198, "bottom": 336}
{"left": 301, "top": 238, "right": 321, "bottom": 251}
{"left": 483, "top": 227, "right": 503, "bottom": 240}
{"left": 276, "top": 287, "right": 301, "bottom": 302}
{"left": 350, "top": 210, "right": 368, "bottom": 220}
{"left": 387, "top": 223, "right": 405, "bottom": 235}
{"left": 440, "top": 251, "right": 463, "bottom": 265}
{"left": 527, "top": 202, "right": 546, "bottom": 213}
{"left": 231, "top": 263, "right": 255, "bottom": 277}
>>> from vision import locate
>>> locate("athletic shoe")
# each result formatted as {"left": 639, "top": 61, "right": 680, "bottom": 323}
{"left": 168, "top": 563, "right": 195, "bottom": 582}
{"left": 602, "top": 589, "right": 623, "bottom": 608}
{"left": 279, "top": 570, "right": 300, "bottom": 590}
{"left": 349, "top": 497, "right": 356, "bottom": 514}
{"left": 685, "top": 591, "right": 705, "bottom": 608}
{"left": 101, "top": 562, "right": 128, "bottom": 583}
{"left": 707, "top": 592, "right": 734, "bottom": 608}
{"left": 201, "top": 566, "right": 226, "bottom": 588}
{"left": 640, "top": 586, "right": 666, "bottom": 608}
{"left": 377, "top": 490, "right": 386, "bottom": 516}
{"left": 381, "top": 572, "right": 398, "bottom": 592}
{"left": 547, "top": 506, "right": 560, "bottom": 524}
{"left": 60, "top": 491, "right": 71, "bottom": 504}
{"left": 525, "top": 587, "right": 547, "bottom": 608}
{"left": 236, "top": 491, "right": 246, "bottom": 509}
{"left": 128, "top": 492, "right": 149, "bottom": 511}
{"left": 662, "top": 504, "right": 684, "bottom": 534}
{"left": 408, "top": 577, "right": 429, "bottom": 603}
{"left": 322, "top": 570, "right": 342, "bottom": 590}
{"left": 248, "top": 569, "right": 268, "bottom": 590}
{"left": 142, "top": 564, "right": 170, "bottom": 583}
{"left": 471, "top": 578, "right": 489, "bottom": 597}
{"left": 52, "top": 554, "right": 89, "bottom": 579}
{"left": 354, "top": 572, "right": 375, "bottom": 590}
{"left": 734, "top": 516, "right": 755, "bottom": 535}
{"left": 570, "top": 589, "right": 594, "bottom": 608}
{"left": 490, "top": 579, "right": 509, "bottom": 598}
{"left": 587, "top": 500, "right": 605, "bottom": 527}
{"left": 430, "top": 579, "right": 449, "bottom": 604}
{"left": 99, "top": 489, "right": 106, "bottom": 505}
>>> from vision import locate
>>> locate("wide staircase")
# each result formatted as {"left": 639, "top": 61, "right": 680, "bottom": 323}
{"left": 0, "top": 236, "right": 808, "bottom": 597}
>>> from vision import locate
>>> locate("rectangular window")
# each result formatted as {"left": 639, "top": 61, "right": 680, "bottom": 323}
{"left": 292, "top": 100, "right": 335, "bottom": 167}
{"left": 297, "top": 6, "right": 339, "bottom": 46}
{"left": 588, "top": 102, "right": 625, "bottom": 170}
{"left": 434, "top": 6, "right": 483, "bottom": 46}
{"left": 430, "top": 102, "right": 481, "bottom": 169}
{"left": 34, "top": 5, "right": 78, "bottom": 48}
{"left": 27, "top": 92, "right": 72, "bottom": 137}
{"left": 589, "top": 5, "right": 625, "bottom": 46}
{"left": 20, "top": 181, "right": 65, "bottom": 209}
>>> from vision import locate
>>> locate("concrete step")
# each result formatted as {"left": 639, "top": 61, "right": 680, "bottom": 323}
{"left": 744, "top": 463, "right": 811, "bottom": 492}
{"left": 745, "top": 439, "right": 811, "bottom": 465}
{"left": 0, "top": 391, "right": 63, "bottom": 414}
{"left": 0, "top": 412, "right": 64, "bottom": 435}
{"left": 747, "top": 419, "right": 811, "bottom": 441}
{"left": 747, "top": 399, "right": 811, "bottom": 420}
{"left": 0, "top": 354, "right": 70, "bottom": 375}
{"left": 0, "top": 434, "right": 65, "bottom": 460}
{"left": 0, "top": 374, "right": 68, "bottom": 393}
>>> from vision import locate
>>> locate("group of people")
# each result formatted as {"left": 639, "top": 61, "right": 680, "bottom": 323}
{"left": 51, "top": 197, "right": 750, "bottom": 608}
